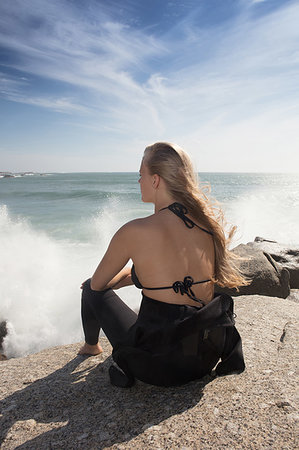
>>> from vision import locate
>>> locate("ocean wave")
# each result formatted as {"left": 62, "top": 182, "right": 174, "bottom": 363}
{"left": 0, "top": 205, "right": 140, "bottom": 358}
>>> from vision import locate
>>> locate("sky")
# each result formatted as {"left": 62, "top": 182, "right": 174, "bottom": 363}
{"left": 0, "top": 0, "right": 298, "bottom": 173}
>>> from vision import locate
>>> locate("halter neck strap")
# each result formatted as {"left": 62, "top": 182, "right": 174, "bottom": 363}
{"left": 160, "top": 202, "right": 213, "bottom": 236}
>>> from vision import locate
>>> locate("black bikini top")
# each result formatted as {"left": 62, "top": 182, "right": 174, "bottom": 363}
{"left": 131, "top": 202, "right": 214, "bottom": 306}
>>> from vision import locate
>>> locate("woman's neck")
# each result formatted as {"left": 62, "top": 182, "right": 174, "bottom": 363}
{"left": 154, "top": 194, "right": 176, "bottom": 214}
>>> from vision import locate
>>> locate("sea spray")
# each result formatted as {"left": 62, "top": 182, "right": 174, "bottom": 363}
{"left": 0, "top": 205, "right": 140, "bottom": 358}
{"left": 227, "top": 185, "right": 299, "bottom": 247}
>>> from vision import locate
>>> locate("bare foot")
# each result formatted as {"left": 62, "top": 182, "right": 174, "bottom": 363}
{"left": 78, "top": 342, "right": 103, "bottom": 356}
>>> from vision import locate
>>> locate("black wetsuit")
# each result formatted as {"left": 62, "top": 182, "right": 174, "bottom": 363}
{"left": 81, "top": 202, "right": 245, "bottom": 387}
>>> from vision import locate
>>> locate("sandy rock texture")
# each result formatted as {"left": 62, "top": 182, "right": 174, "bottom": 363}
{"left": 0, "top": 295, "right": 298, "bottom": 450}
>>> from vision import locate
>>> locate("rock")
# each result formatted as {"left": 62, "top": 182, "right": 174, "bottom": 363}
{"left": 252, "top": 237, "right": 299, "bottom": 288}
{"left": 0, "top": 321, "right": 8, "bottom": 361}
{"left": 0, "top": 321, "right": 7, "bottom": 350}
{"left": 0, "top": 296, "right": 298, "bottom": 449}
{"left": 216, "top": 243, "right": 290, "bottom": 298}
{"left": 286, "top": 289, "right": 299, "bottom": 303}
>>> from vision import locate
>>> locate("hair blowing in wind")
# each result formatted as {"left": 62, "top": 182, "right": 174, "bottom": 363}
{"left": 144, "top": 142, "right": 249, "bottom": 289}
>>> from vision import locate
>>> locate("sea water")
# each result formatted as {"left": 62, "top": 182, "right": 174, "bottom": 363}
{"left": 1, "top": 172, "right": 298, "bottom": 358}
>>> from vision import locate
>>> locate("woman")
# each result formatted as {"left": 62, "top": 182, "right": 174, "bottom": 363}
{"left": 79, "top": 142, "right": 247, "bottom": 387}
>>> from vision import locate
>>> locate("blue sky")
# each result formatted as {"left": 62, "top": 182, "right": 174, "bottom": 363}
{"left": 0, "top": 0, "right": 298, "bottom": 172}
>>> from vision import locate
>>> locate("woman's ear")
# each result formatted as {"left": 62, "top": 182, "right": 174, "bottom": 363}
{"left": 152, "top": 174, "right": 160, "bottom": 189}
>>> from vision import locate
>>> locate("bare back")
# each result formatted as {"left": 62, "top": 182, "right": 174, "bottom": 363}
{"left": 130, "top": 206, "right": 215, "bottom": 306}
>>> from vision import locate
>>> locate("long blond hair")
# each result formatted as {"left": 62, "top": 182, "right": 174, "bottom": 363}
{"left": 144, "top": 142, "right": 248, "bottom": 289}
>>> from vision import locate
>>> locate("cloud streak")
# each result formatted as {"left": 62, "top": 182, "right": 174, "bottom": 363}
{"left": 0, "top": 0, "right": 298, "bottom": 171}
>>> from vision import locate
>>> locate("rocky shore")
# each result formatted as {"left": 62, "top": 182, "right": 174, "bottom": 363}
{"left": 0, "top": 172, "right": 47, "bottom": 178}
{"left": 216, "top": 237, "right": 299, "bottom": 298}
{"left": 0, "top": 294, "right": 298, "bottom": 449}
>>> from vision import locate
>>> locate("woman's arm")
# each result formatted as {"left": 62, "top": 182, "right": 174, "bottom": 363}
{"left": 90, "top": 223, "right": 134, "bottom": 291}
{"left": 104, "top": 266, "right": 133, "bottom": 290}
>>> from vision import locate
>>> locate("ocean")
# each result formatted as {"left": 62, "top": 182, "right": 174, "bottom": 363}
{"left": 1, "top": 172, "right": 298, "bottom": 358}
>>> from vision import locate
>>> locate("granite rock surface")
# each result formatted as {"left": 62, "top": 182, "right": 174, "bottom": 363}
{"left": 252, "top": 237, "right": 299, "bottom": 289}
{"left": 0, "top": 295, "right": 298, "bottom": 449}
{"left": 216, "top": 243, "right": 290, "bottom": 298}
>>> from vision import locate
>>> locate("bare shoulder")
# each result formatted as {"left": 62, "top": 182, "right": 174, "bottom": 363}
{"left": 114, "top": 215, "right": 161, "bottom": 250}
{"left": 119, "top": 215, "right": 157, "bottom": 235}
{"left": 102, "top": 216, "right": 156, "bottom": 260}
{"left": 109, "top": 217, "right": 153, "bottom": 259}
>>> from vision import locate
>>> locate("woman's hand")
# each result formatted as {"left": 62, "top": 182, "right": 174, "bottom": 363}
{"left": 80, "top": 279, "right": 89, "bottom": 289}
{"left": 80, "top": 267, "right": 132, "bottom": 291}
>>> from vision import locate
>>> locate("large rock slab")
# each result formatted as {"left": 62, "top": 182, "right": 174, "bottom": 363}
{"left": 216, "top": 243, "right": 290, "bottom": 298}
{"left": 252, "top": 237, "right": 299, "bottom": 288}
{"left": 0, "top": 296, "right": 298, "bottom": 449}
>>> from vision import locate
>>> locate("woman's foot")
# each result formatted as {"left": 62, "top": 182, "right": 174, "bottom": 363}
{"left": 78, "top": 342, "right": 103, "bottom": 356}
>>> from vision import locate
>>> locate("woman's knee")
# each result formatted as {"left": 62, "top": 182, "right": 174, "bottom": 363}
{"left": 82, "top": 278, "right": 92, "bottom": 291}
{"left": 82, "top": 278, "right": 112, "bottom": 303}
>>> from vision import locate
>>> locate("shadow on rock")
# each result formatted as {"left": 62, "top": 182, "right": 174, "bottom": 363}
{"left": 0, "top": 354, "right": 211, "bottom": 448}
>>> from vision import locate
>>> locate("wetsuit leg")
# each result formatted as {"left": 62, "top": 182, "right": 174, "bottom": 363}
{"left": 215, "top": 326, "right": 245, "bottom": 376}
{"left": 81, "top": 278, "right": 137, "bottom": 348}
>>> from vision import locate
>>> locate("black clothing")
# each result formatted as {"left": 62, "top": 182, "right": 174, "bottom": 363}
{"left": 80, "top": 202, "right": 245, "bottom": 387}
{"left": 160, "top": 202, "right": 213, "bottom": 235}
{"left": 81, "top": 281, "right": 245, "bottom": 388}
{"left": 131, "top": 265, "right": 212, "bottom": 306}
{"left": 81, "top": 280, "right": 137, "bottom": 347}
{"left": 111, "top": 291, "right": 245, "bottom": 387}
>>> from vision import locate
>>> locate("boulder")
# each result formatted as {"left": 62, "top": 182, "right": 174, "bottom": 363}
{"left": 0, "top": 321, "right": 7, "bottom": 351}
{"left": 0, "top": 321, "right": 8, "bottom": 361}
{"left": 216, "top": 244, "right": 290, "bottom": 298}
{"left": 251, "top": 237, "right": 299, "bottom": 289}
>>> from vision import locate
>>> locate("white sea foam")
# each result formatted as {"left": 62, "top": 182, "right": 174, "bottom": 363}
{"left": 227, "top": 188, "right": 299, "bottom": 247}
{"left": 0, "top": 205, "right": 140, "bottom": 358}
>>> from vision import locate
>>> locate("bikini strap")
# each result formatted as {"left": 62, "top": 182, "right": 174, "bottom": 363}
{"left": 142, "top": 276, "right": 211, "bottom": 307}
{"left": 160, "top": 202, "right": 213, "bottom": 236}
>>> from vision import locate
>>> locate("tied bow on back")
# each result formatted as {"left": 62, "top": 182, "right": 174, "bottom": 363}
{"left": 172, "top": 276, "right": 204, "bottom": 306}
{"left": 167, "top": 203, "right": 195, "bottom": 229}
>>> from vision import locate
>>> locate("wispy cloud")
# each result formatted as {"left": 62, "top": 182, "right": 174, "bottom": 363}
{"left": 0, "top": 0, "right": 170, "bottom": 132}
{"left": 0, "top": 1, "right": 164, "bottom": 88}
{"left": 0, "top": 71, "right": 91, "bottom": 114}
{"left": 0, "top": 0, "right": 298, "bottom": 170}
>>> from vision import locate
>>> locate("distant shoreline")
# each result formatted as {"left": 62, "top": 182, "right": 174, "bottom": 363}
{"left": 1, "top": 171, "right": 299, "bottom": 176}
{"left": 0, "top": 172, "right": 47, "bottom": 178}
